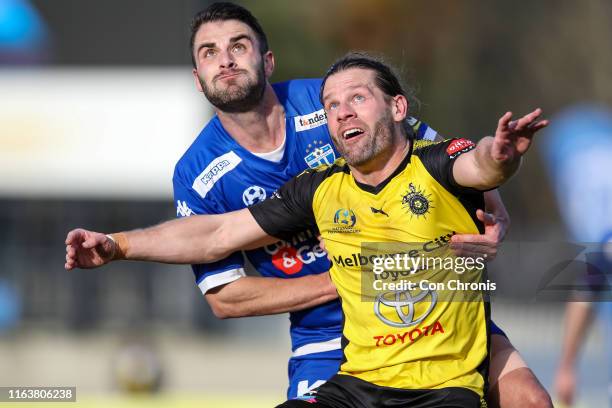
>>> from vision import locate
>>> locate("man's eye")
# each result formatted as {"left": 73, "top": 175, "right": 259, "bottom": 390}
{"left": 353, "top": 95, "right": 365, "bottom": 104}
{"left": 327, "top": 102, "right": 339, "bottom": 111}
{"left": 232, "top": 43, "right": 246, "bottom": 53}
{"left": 203, "top": 49, "right": 216, "bottom": 58}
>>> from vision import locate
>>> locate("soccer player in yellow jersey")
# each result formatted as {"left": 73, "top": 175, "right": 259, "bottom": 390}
{"left": 65, "top": 53, "right": 548, "bottom": 407}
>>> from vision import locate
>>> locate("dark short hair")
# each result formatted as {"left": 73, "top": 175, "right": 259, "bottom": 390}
{"left": 320, "top": 52, "right": 409, "bottom": 103}
{"left": 320, "top": 52, "right": 419, "bottom": 137}
{"left": 189, "top": 2, "right": 269, "bottom": 68}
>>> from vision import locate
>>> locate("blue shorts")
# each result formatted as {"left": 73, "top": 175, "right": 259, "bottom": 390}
{"left": 287, "top": 320, "right": 509, "bottom": 399}
{"left": 287, "top": 354, "right": 340, "bottom": 399}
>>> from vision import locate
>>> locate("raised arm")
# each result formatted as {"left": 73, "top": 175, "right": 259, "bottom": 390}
{"left": 65, "top": 208, "right": 277, "bottom": 270}
{"left": 453, "top": 108, "right": 549, "bottom": 190}
{"left": 429, "top": 123, "right": 510, "bottom": 259}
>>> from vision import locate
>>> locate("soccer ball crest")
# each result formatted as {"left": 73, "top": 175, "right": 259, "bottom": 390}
{"left": 333, "top": 208, "right": 357, "bottom": 227}
{"left": 242, "top": 185, "right": 267, "bottom": 206}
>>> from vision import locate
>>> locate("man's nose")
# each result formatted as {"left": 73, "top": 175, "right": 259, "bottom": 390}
{"left": 337, "top": 103, "right": 356, "bottom": 122}
{"left": 219, "top": 49, "right": 237, "bottom": 69}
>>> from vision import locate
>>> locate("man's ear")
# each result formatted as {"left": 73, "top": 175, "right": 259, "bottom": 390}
{"left": 263, "top": 51, "right": 275, "bottom": 79}
{"left": 193, "top": 68, "right": 204, "bottom": 93}
{"left": 391, "top": 94, "right": 408, "bottom": 122}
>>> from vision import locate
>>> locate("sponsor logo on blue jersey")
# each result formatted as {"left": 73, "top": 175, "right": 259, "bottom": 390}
{"left": 263, "top": 229, "right": 328, "bottom": 275}
{"left": 294, "top": 109, "right": 327, "bottom": 132}
{"left": 192, "top": 151, "right": 242, "bottom": 198}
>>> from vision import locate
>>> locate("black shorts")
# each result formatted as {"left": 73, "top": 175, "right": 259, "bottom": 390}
{"left": 276, "top": 374, "right": 483, "bottom": 408}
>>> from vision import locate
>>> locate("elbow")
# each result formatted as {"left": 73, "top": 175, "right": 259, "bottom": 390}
{"left": 206, "top": 292, "right": 246, "bottom": 319}
{"left": 212, "top": 308, "right": 232, "bottom": 320}
{"left": 474, "top": 173, "right": 505, "bottom": 192}
{"left": 208, "top": 299, "right": 235, "bottom": 319}
{"left": 204, "top": 277, "right": 250, "bottom": 319}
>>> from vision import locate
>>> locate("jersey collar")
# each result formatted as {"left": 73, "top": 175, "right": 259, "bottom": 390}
{"left": 353, "top": 139, "right": 414, "bottom": 195}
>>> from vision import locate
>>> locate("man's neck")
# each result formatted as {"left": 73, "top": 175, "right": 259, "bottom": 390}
{"left": 350, "top": 137, "right": 411, "bottom": 187}
{"left": 215, "top": 83, "right": 285, "bottom": 153}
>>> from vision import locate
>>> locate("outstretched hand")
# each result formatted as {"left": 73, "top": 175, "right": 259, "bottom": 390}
{"left": 65, "top": 228, "right": 115, "bottom": 270}
{"left": 492, "top": 108, "right": 549, "bottom": 163}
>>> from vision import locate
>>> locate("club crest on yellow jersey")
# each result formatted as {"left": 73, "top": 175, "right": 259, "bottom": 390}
{"left": 401, "top": 183, "right": 433, "bottom": 218}
{"left": 330, "top": 208, "right": 360, "bottom": 234}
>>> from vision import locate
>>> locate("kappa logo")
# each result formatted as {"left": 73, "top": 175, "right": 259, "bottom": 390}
{"left": 192, "top": 151, "right": 242, "bottom": 199}
{"left": 176, "top": 200, "right": 194, "bottom": 217}
{"left": 297, "top": 380, "right": 326, "bottom": 398}
{"left": 294, "top": 109, "right": 327, "bottom": 132}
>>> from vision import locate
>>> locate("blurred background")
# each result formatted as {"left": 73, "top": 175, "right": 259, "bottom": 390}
{"left": 0, "top": 0, "right": 611, "bottom": 406}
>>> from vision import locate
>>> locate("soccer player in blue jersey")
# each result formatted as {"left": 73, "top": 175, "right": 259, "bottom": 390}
{"left": 67, "top": 3, "right": 551, "bottom": 406}
{"left": 542, "top": 106, "right": 612, "bottom": 407}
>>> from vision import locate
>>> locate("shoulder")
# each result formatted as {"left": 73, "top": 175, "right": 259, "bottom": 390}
{"left": 413, "top": 139, "right": 439, "bottom": 151}
{"left": 273, "top": 78, "right": 323, "bottom": 95}
{"left": 273, "top": 78, "right": 324, "bottom": 115}
{"left": 283, "top": 157, "right": 348, "bottom": 193}
{"left": 412, "top": 138, "right": 478, "bottom": 196}
{"left": 302, "top": 157, "right": 348, "bottom": 178}
{"left": 173, "top": 118, "right": 239, "bottom": 187}
{"left": 413, "top": 138, "right": 475, "bottom": 160}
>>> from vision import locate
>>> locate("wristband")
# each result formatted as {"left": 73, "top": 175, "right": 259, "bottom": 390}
{"left": 106, "top": 233, "right": 129, "bottom": 260}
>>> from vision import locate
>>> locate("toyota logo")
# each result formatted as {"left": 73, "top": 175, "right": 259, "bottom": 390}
{"left": 374, "top": 288, "right": 437, "bottom": 328}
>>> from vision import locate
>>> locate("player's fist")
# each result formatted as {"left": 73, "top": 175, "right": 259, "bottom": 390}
{"left": 65, "top": 228, "right": 115, "bottom": 270}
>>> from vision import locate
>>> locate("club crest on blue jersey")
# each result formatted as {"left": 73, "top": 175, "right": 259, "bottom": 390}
{"left": 242, "top": 185, "right": 267, "bottom": 206}
{"left": 304, "top": 140, "right": 336, "bottom": 168}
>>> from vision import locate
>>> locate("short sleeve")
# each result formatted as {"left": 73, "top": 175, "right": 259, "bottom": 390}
{"left": 413, "top": 138, "right": 482, "bottom": 196}
{"left": 173, "top": 172, "right": 246, "bottom": 294}
{"left": 249, "top": 169, "right": 325, "bottom": 241}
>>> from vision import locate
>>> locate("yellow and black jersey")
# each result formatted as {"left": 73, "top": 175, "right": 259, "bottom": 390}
{"left": 249, "top": 138, "right": 490, "bottom": 397}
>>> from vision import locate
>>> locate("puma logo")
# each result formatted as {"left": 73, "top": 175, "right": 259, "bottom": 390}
{"left": 370, "top": 207, "right": 389, "bottom": 217}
